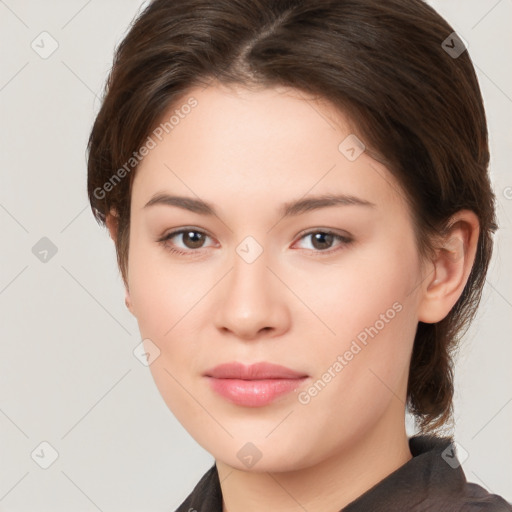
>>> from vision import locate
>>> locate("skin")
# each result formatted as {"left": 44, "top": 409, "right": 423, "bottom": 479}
{"left": 106, "top": 82, "right": 479, "bottom": 512}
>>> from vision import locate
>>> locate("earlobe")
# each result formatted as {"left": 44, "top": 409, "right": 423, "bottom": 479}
{"left": 105, "top": 209, "right": 134, "bottom": 315}
{"left": 105, "top": 209, "right": 119, "bottom": 243}
{"left": 125, "top": 290, "right": 134, "bottom": 315}
{"left": 418, "top": 211, "right": 480, "bottom": 324}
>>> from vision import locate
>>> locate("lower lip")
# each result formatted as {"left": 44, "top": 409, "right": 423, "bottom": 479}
{"left": 206, "top": 377, "right": 307, "bottom": 407}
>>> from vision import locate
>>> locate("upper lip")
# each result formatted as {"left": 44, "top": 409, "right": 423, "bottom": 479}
{"left": 204, "top": 362, "right": 308, "bottom": 380}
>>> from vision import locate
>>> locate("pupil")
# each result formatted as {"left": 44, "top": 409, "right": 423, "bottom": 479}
{"left": 312, "top": 232, "right": 333, "bottom": 250}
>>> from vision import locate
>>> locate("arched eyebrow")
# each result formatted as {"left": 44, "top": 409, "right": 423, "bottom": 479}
{"left": 143, "top": 193, "right": 375, "bottom": 217}
{"left": 280, "top": 194, "right": 375, "bottom": 217}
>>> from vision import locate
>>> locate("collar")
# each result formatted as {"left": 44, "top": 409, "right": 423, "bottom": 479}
{"left": 175, "top": 435, "right": 511, "bottom": 511}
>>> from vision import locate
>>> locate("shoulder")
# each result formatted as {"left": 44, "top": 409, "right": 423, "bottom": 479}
{"left": 343, "top": 435, "right": 511, "bottom": 512}
{"left": 454, "top": 482, "right": 512, "bottom": 512}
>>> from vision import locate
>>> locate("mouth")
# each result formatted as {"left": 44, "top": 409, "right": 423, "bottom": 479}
{"left": 204, "top": 362, "right": 309, "bottom": 407}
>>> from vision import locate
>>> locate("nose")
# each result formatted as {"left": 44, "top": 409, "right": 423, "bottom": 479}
{"left": 213, "top": 247, "right": 291, "bottom": 341}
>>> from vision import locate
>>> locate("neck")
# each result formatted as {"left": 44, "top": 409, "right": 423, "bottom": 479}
{"left": 216, "top": 411, "right": 412, "bottom": 512}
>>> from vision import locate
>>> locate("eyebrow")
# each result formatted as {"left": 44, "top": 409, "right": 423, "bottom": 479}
{"left": 143, "top": 193, "right": 375, "bottom": 217}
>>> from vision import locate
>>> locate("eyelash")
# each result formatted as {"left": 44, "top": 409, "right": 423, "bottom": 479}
{"left": 157, "top": 228, "right": 353, "bottom": 257}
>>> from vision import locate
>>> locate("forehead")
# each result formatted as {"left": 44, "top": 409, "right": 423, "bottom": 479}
{"left": 131, "top": 83, "right": 408, "bottom": 216}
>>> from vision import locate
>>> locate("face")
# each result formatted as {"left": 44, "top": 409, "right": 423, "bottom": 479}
{"left": 126, "top": 83, "right": 426, "bottom": 472}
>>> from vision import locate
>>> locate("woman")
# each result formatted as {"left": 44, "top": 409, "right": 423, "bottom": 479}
{"left": 87, "top": 0, "right": 511, "bottom": 509}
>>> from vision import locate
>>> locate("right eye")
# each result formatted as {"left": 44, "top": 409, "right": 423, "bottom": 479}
{"left": 157, "top": 228, "right": 216, "bottom": 255}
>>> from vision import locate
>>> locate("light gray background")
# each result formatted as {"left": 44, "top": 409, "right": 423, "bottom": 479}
{"left": 0, "top": 0, "right": 511, "bottom": 510}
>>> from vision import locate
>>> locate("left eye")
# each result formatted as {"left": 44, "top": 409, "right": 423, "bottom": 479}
{"left": 294, "top": 230, "right": 352, "bottom": 252}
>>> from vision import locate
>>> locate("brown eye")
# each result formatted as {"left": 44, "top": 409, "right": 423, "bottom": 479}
{"left": 180, "top": 231, "right": 206, "bottom": 249}
{"left": 310, "top": 232, "right": 334, "bottom": 250}
{"left": 158, "top": 228, "right": 214, "bottom": 255}
{"left": 294, "top": 230, "right": 353, "bottom": 254}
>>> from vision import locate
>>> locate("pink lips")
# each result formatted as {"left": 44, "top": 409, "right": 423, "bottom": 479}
{"left": 204, "top": 362, "right": 308, "bottom": 407}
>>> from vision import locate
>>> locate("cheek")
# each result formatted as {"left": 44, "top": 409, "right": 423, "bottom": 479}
{"left": 127, "top": 242, "right": 206, "bottom": 424}
{"left": 127, "top": 237, "right": 212, "bottom": 399}
{"left": 127, "top": 233, "right": 204, "bottom": 338}
{"left": 288, "top": 235, "right": 420, "bottom": 345}
{"left": 298, "top": 238, "right": 421, "bottom": 400}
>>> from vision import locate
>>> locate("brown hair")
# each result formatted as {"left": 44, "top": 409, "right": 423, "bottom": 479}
{"left": 87, "top": 0, "right": 497, "bottom": 432}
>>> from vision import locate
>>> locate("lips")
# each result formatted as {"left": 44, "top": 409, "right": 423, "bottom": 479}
{"left": 204, "top": 362, "right": 308, "bottom": 407}
{"left": 205, "top": 362, "right": 307, "bottom": 380}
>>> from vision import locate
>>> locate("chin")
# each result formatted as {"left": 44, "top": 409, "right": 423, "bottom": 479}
{"left": 197, "top": 433, "right": 320, "bottom": 473}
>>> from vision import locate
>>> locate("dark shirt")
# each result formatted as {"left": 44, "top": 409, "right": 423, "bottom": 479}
{"left": 175, "top": 435, "right": 512, "bottom": 511}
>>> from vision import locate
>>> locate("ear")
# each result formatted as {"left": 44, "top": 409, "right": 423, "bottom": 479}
{"left": 105, "top": 208, "right": 118, "bottom": 243}
{"left": 105, "top": 209, "right": 134, "bottom": 315}
{"left": 417, "top": 210, "right": 480, "bottom": 324}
